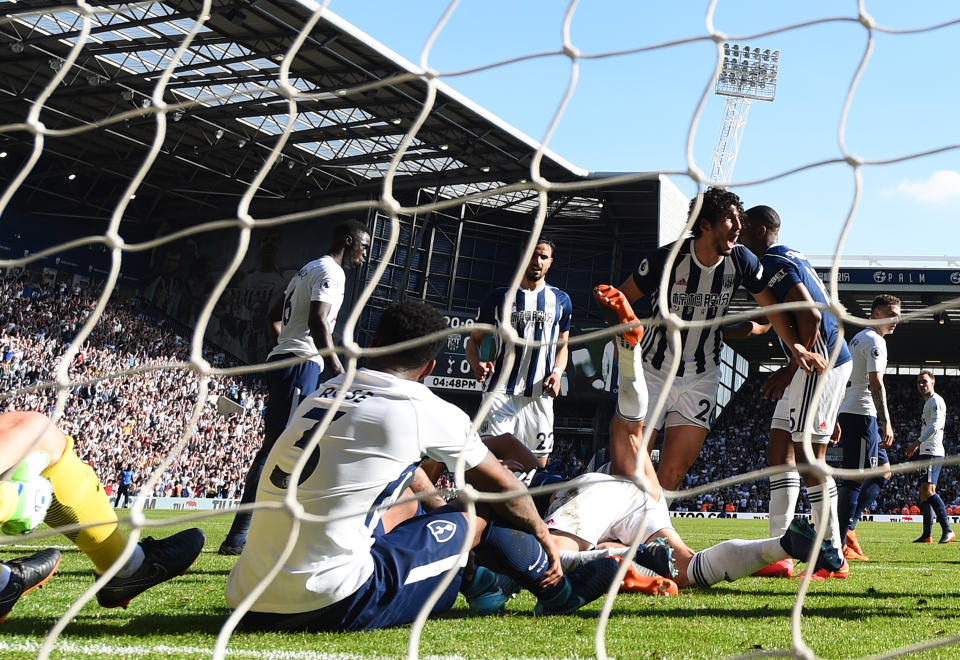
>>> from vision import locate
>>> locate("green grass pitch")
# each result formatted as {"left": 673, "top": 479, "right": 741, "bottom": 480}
{"left": 1, "top": 512, "right": 959, "bottom": 659}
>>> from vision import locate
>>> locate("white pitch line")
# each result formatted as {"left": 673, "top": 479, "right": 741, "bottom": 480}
{"left": 0, "top": 640, "right": 587, "bottom": 660}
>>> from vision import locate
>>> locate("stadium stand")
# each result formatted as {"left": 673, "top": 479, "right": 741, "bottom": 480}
{"left": 0, "top": 275, "right": 266, "bottom": 501}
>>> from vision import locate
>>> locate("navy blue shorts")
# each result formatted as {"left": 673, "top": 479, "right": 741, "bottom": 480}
{"left": 918, "top": 454, "right": 943, "bottom": 486}
{"left": 262, "top": 353, "right": 322, "bottom": 434}
{"left": 242, "top": 508, "right": 469, "bottom": 632}
{"left": 838, "top": 413, "right": 880, "bottom": 471}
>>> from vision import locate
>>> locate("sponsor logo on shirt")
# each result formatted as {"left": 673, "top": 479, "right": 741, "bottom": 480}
{"left": 671, "top": 291, "right": 731, "bottom": 312}
{"left": 427, "top": 519, "right": 458, "bottom": 543}
{"left": 768, "top": 268, "right": 788, "bottom": 286}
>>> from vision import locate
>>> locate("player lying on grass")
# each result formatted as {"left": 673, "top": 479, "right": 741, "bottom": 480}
{"left": 475, "top": 432, "right": 842, "bottom": 592}
{"left": 0, "top": 410, "right": 205, "bottom": 621}
{"left": 226, "top": 300, "right": 621, "bottom": 633}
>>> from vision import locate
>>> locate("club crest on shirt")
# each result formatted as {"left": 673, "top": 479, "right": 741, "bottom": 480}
{"left": 427, "top": 519, "right": 458, "bottom": 543}
{"left": 638, "top": 259, "right": 649, "bottom": 276}
{"left": 723, "top": 274, "right": 736, "bottom": 289}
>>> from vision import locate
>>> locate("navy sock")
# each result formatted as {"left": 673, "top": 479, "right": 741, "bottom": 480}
{"left": 474, "top": 522, "right": 566, "bottom": 601}
{"left": 921, "top": 499, "right": 934, "bottom": 538}
{"left": 930, "top": 494, "right": 951, "bottom": 532}
{"left": 852, "top": 477, "right": 886, "bottom": 530}
{"left": 837, "top": 480, "right": 861, "bottom": 535}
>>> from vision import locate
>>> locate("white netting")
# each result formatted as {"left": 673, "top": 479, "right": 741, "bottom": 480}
{"left": 1, "top": 1, "right": 960, "bottom": 659}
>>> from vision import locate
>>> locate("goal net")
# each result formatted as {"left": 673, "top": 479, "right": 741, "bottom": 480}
{"left": 1, "top": 2, "right": 959, "bottom": 659}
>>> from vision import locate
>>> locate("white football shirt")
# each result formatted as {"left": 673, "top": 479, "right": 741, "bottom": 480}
{"left": 918, "top": 393, "right": 946, "bottom": 457}
{"left": 268, "top": 256, "right": 345, "bottom": 364}
{"left": 839, "top": 328, "right": 886, "bottom": 417}
{"left": 225, "top": 368, "right": 490, "bottom": 614}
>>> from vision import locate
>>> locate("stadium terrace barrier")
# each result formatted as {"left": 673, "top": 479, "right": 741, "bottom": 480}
{"left": 122, "top": 497, "right": 240, "bottom": 511}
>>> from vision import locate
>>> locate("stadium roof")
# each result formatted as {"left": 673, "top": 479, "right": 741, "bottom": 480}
{"left": 0, "top": 0, "right": 609, "bottom": 227}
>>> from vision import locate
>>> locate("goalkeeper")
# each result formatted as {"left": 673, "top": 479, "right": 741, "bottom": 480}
{"left": 0, "top": 411, "right": 204, "bottom": 621}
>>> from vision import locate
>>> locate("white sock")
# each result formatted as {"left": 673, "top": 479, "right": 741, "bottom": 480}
{"left": 0, "top": 564, "right": 10, "bottom": 591}
{"left": 559, "top": 546, "right": 635, "bottom": 571}
{"left": 115, "top": 544, "right": 146, "bottom": 579}
{"left": 686, "top": 538, "right": 787, "bottom": 587}
{"left": 769, "top": 471, "right": 801, "bottom": 537}
{"left": 615, "top": 338, "right": 648, "bottom": 422}
{"left": 807, "top": 478, "right": 842, "bottom": 551}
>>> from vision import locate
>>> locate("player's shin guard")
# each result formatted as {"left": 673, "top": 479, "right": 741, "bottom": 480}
{"left": 852, "top": 476, "right": 887, "bottom": 530}
{"left": 920, "top": 499, "right": 934, "bottom": 539}
{"left": 836, "top": 479, "right": 862, "bottom": 535}
{"left": 473, "top": 522, "right": 565, "bottom": 602}
{"left": 768, "top": 472, "right": 800, "bottom": 537}
{"left": 42, "top": 436, "right": 125, "bottom": 573}
{"left": 687, "top": 538, "right": 787, "bottom": 587}
{"left": 807, "top": 478, "right": 841, "bottom": 550}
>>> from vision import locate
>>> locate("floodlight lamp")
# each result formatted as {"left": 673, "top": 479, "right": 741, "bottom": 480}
{"left": 480, "top": 166, "right": 491, "bottom": 173}
{"left": 68, "top": 173, "right": 76, "bottom": 180}
{"left": 141, "top": 98, "right": 151, "bottom": 109}
{"left": 732, "top": 45, "right": 739, "bottom": 53}
{"left": 238, "top": 138, "right": 247, "bottom": 148}
{"left": 287, "top": 160, "right": 295, "bottom": 169}
{"left": 121, "top": 90, "right": 133, "bottom": 101}
{"left": 724, "top": 43, "right": 730, "bottom": 54}
{"left": 390, "top": 118, "right": 402, "bottom": 125}
{"left": 763, "top": 49, "right": 770, "bottom": 60}
{"left": 773, "top": 50, "right": 780, "bottom": 60}
{"left": 10, "top": 42, "right": 23, "bottom": 54}
{"left": 173, "top": 111, "right": 183, "bottom": 121}
{"left": 439, "top": 144, "right": 449, "bottom": 151}
{"left": 215, "top": 128, "right": 224, "bottom": 140}
{"left": 48, "top": 58, "right": 61, "bottom": 71}
{"left": 0, "top": 152, "right": 5, "bottom": 158}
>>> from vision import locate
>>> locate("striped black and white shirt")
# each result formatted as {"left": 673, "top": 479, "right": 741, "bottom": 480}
{"left": 633, "top": 239, "right": 765, "bottom": 377}
{"left": 476, "top": 284, "right": 572, "bottom": 397}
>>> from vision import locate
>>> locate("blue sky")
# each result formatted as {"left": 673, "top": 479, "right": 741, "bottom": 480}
{"left": 328, "top": 1, "right": 959, "bottom": 264}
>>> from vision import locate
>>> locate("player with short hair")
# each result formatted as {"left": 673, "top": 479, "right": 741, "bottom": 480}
{"left": 835, "top": 294, "right": 901, "bottom": 561}
{"left": 730, "top": 205, "right": 853, "bottom": 579}
{"left": 226, "top": 300, "right": 618, "bottom": 632}
{"left": 466, "top": 238, "right": 571, "bottom": 465}
{"left": 906, "top": 370, "right": 954, "bottom": 544}
{"left": 219, "top": 220, "right": 371, "bottom": 555}
{"left": 594, "top": 189, "right": 825, "bottom": 487}
{"left": 0, "top": 411, "right": 204, "bottom": 620}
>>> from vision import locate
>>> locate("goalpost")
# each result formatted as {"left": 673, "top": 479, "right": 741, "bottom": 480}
{"left": 1, "top": 2, "right": 959, "bottom": 659}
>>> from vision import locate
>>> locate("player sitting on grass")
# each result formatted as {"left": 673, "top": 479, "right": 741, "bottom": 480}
{"left": 226, "top": 300, "right": 620, "bottom": 632}
{"left": 0, "top": 411, "right": 205, "bottom": 620}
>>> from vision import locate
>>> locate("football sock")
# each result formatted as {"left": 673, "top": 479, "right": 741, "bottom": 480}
{"left": 837, "top": 479, "right": 862, "bottom": 536}
{"left": 474, "top": 522, "right": 566, "bottom": 601}
{"left": 0, "top": 482, "right": 20, "bottom": 523}
{"left": 42, "top": 436, "right": 126, "bottom": 573}
{"left": 929, "top": 494, "right": 951, "bottom": 532}
{"left": 0, "top": 564, "right": 10, "bottom": 592}
{"left": 559, "top": 545, "right": 662, "bottom": 574}
{"left": 615, "top": 337, "right": 647, "bottom": 422}
{"left": 687, "top": 538, "right": 786, "bottom": 587}
{"left": 768, "top": 471, "right": 800, "bottom": 537}
{"left": 852, "top": 476, "right": 887, "bottom": 530}
{"left": 114, "top": 544, "right": 146, "bottom": 578}
{"left": 807, "top": 478, "right": 841, "bottom": 550}
{"left": 920, "top": 499, "right": 934, "bottom": 538}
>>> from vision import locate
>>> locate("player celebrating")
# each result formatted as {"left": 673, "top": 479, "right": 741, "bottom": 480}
{"left": 594, "top": 189, "right": 825, "bottom": 486}
{"left": 466, "top": 238, "right": 571, "bottom": 465}
{"left": 219, "top": 220, "right": 370, "bottom": 555}
{"left": 226, "top": 300, "right": 618, "bottom": 632}
{"left": 0, "top": 411, "right": 204, "bottom": 619}
{"left": 730, "top": 205, "right": 853, "bottom": 579}
{"left": 835, "top": 294, "right": 901, "bottom": 561}
{"left": 906, "top": 370, "right": 954, "bottom": 544}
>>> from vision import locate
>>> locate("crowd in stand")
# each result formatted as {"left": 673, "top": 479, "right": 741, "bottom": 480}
{"left": 0, "top": 277, "right": 267, "bottom": 500}
{"left": 1, "top": 274, "right": 957, "bottom": 515}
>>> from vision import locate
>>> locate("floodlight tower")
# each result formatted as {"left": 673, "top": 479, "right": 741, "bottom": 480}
{"left": 709, "top": 44, "right": 780, "bottom": 185}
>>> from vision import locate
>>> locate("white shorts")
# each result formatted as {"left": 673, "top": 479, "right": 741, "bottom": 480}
{"left": 544, "top": 473, "right": 672, "bottom": 547}
{"left": 644, "top": 367, "right": 718, "bottom": 431}
{"left": 771, "top": 361, "right": 852, "bottom": 445}
{"left": 478, "top": 392, "right": 554, "bottom": 457}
